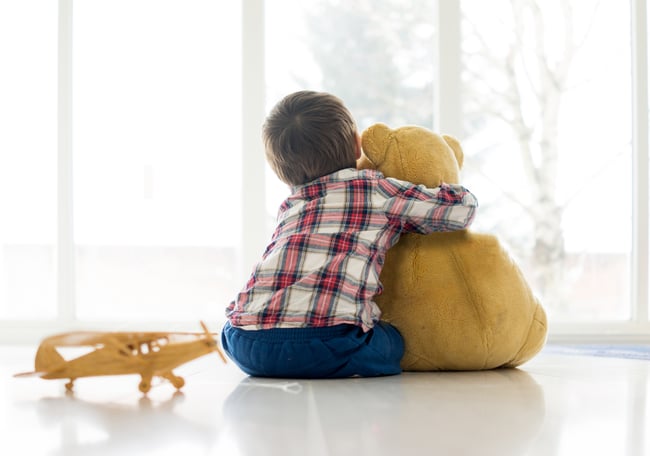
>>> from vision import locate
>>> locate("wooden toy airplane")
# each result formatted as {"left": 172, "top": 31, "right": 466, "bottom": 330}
{"left": 15, "top": 321, "right": 227, "bottom": 393}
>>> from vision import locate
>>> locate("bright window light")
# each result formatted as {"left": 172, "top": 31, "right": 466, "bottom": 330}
{"left": 73, "top": 0, "right": 242, "bottom": 321}
{"left": 0, "top": 0, "right": 57, "bottom": 319}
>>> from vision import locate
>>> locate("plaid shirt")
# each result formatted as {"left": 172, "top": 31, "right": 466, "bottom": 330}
{"left": 226, "top": 168, "right": 478, "bottom": 332}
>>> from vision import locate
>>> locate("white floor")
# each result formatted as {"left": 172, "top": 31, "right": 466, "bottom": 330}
{"left": 2, "top": 345, "right": 649, "bottom": 456}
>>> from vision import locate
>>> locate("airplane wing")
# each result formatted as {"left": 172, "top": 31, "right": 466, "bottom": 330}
{"left": 40, "top": 331, "right": 172, "bottom": 347}
{"left": 39, "top": 331, "right": 120, "bottom": 347}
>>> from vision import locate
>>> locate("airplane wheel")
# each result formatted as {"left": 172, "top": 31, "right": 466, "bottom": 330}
{"left": 171, "top": 376, "right": 185, "bottom": 390}
{"left": 139, "top": 380, "right": 151, "bottom": 393}
{"left": 65, "top": 380, "right": 74, "bottom": 392}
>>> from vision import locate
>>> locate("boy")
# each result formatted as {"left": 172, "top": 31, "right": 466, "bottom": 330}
{"left": 222, "top": 91, "right": 478, "bottom": 378}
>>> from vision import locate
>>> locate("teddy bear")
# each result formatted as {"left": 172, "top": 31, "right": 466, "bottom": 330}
{"left": 358, "top": 123, "right": 547, "bottom": 370}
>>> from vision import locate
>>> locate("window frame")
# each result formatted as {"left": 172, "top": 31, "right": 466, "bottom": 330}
{"left": 1, "top": 0, "right": 648, "bottom": 343}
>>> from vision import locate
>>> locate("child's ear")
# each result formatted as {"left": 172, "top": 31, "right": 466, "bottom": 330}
{"left": 355, "top": 133, "right": 362, "bottom": 159}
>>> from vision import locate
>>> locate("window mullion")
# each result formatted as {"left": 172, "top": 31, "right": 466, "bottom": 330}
{"left": 435, "top": 0, "right": 462, "bottom": 137}
{"left": 240, "top": 0, "right": 266, "bottom": 282}
{"left": 631, "top": 0, "right": 649, "bottom": 323}
{"left": 57, "top": 0, "right": 75, "bottom": 323}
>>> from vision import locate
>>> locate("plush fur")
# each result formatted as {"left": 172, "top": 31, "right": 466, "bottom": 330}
{"left": 358, "top": 123, "right": 547, "bottom": 370}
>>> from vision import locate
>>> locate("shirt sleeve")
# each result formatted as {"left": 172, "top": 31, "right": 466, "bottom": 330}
{"left": 379, "top": 178, "right": 478, "bottom": 234}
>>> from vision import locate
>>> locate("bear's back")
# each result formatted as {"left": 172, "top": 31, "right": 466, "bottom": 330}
{"left": 377, "top": 230, "right": 547, "bottom": 370}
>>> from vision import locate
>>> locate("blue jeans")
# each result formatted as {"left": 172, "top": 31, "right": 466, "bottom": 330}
{"left": 221, "top": 321, "right": 404, "bottom": 378}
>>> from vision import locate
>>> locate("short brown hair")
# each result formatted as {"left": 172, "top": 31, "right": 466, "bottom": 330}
{"left": 262, "top": 91, "right": 358, "bottom": 186}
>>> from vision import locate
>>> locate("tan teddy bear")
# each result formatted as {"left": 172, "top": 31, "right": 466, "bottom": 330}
{"left": 358, "top": 123, "right": 547, "bottom": 370}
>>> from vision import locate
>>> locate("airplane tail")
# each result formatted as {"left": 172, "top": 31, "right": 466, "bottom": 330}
{"left": 13, "top": 341, "right": 66, "bottom": 378}
{"left": 13, "top": 371, "right": 45, "bottom": 378}
{"left": 35, "top": 343, "right": 66, "bottom": 372}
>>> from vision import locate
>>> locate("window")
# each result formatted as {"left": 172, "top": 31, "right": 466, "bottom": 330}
{"left": 0, "top": 0, "right": 57, "bottom": 320}
{"left": 72, "top": 0, "right": 242, "bottom": 321}
{"left": 1, "top": 0, "right": 649, "bottom": 341}
{"left": 460, "top": 0, "right": 633, "bottom": 322}
{"left": 1, "top": 0, "right": 243, "bottom": 335}
{"left": 264, "top": 0, "right": 437, "bottom": 218}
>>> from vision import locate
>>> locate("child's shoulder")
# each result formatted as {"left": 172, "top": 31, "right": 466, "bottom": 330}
{"left": 331, "top": 168, "right": 383, "bottom": 181}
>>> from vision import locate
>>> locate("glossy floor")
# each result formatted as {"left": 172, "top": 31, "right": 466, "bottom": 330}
{"left": 2, "top": 345, "right": 648, "bottom": 456}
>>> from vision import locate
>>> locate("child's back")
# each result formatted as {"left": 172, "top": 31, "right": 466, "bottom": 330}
{"left": 222, "top": 91, "right": 478, "bottom": 378}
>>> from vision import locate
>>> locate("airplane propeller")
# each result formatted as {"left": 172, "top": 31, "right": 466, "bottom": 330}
{"left": 200, "top": 321, "right": 227, "bottom": 363}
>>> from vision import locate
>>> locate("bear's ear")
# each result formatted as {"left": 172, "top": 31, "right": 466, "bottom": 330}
{"left": 442, "top": 134, "right": 464, "bottom": 170}
{"left": 361, "top": 123, "right": 393, "bottom": 168}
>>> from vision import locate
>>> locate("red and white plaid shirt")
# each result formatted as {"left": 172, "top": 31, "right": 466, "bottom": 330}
{"left": 226, "top": 168, "right": 478, "bottom": 332}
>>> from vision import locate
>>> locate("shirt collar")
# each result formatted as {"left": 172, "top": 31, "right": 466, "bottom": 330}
{"left": 290, "top": 168, "right": 384, "bottom": 193}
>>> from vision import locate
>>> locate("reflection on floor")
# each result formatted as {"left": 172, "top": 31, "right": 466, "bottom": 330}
{"left": 1, "top": 345, "right": 648, "bottom": 456}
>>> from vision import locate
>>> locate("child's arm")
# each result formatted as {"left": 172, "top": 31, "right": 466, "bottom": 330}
{"left": 380, "top": 179, "right": 478, "bottom": 233}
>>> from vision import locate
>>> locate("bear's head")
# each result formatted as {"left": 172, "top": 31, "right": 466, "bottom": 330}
{"left": 357, "top": 123, "right": 464, "bottom": 187}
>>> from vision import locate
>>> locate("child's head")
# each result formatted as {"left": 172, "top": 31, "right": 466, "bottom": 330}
{"left": 262, "top": 91, "right": 360, "bottom": 186}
